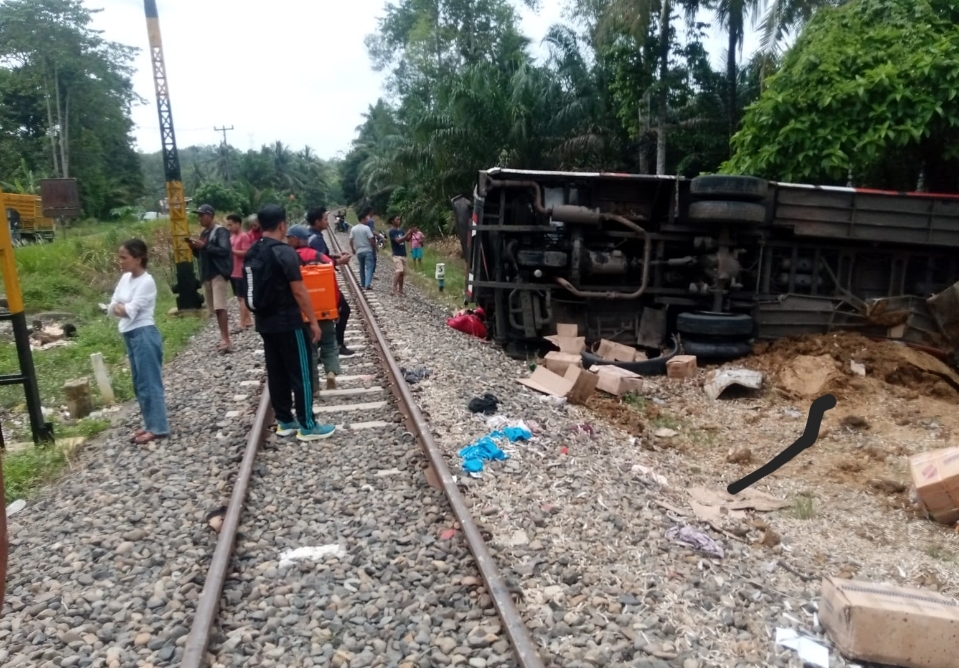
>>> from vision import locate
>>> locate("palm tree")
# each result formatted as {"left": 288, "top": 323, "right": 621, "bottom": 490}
{"left": 755, "top": 0, "right": 848, "bottom": 80}
{"left": 594, "top": 0, "right": 701, "bottom": 174}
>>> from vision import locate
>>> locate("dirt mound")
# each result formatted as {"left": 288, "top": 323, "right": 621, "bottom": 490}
{"left": 751, "top": 332, "right": 959, "bottom": 402}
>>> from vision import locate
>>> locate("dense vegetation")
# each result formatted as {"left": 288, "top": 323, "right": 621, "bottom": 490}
{"left": 137, "top": 142, "right": 343, "bottom": 222}
{"left": 0, "top": 0, "right": 144, "bottom": 218}
{"left": 4, "top": 0, "right": 959, "bottom": 233}
{"left": 337, "top": 0, "right": 846, "bottom": 234}
{"left": 724, "top": 0, "right": 959, "bottom": 192}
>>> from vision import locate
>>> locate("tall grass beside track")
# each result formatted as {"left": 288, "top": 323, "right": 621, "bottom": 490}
{"left": 2, "top": 220, "right": 207, "bottom": 502}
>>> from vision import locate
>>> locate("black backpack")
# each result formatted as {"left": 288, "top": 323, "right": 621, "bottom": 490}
{"left": 242, "top": 238, "right": 288, "bottom": 316}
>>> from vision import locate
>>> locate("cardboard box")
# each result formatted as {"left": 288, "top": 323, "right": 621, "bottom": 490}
{"left": 596, "top": 339, "right": 641, "bottom": 362}
{"left": 516, "top": 365, "right": 598, "bottom": 405}
{"left": 820, "top": 576, "right": 959, "bottom": 668}
{"left": 543, "top": 351, "right": 583, "bottom": 377}
{"left": 908, "top": 447, "right": 959, "bottom": 524}
{"left": 666, "top": 355, "right": 697, "bottom": 379}
{"left": 564, "top": 365, "right": 599, "bottom": 405}
{"left": 592, "top": 365, "right": 643, "bottom": 396}
{"left": 556, "top": 323, "right": 579, "bottom": 337}
{"left": 544, "top": 334, "right": 586, "bottom": 354}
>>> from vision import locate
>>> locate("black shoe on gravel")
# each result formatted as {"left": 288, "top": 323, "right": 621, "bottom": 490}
{"left": 339, "top": 346, "right": 355, "bottom": 357}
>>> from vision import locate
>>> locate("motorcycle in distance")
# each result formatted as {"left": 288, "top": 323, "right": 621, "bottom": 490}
{"left": 334, "top": 212, "right": 350, "bottom": 233}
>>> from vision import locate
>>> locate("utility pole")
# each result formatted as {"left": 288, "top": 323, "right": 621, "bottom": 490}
{"left": 214, "top": 125, "right": 234, "bottom": 145}
{"left": 214, "top": 125, "right": 234, "bottom": 184}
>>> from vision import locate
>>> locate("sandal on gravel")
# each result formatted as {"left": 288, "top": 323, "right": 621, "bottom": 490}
{"left": 134, "top": 431, "right": 164, "bottom": 445}
{"left": 130, "top": 428, "right": 147, "bottom": 443}
{"left": 217, "top": 344, "right": 233, "bottom": 354}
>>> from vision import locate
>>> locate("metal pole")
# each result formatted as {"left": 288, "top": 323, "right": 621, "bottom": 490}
{"left": 1, "top": 448, "right": 7, "bottom": 611}
{"left": 0, "top": 193, "right": 53, "bottom": 444}
{"left": 180, "top": 390, "right": 273, "bottom": 668}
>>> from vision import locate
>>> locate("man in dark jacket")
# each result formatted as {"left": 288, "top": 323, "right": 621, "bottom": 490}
{"left": 188, "top": 203, "right": 233, "bottom": 352}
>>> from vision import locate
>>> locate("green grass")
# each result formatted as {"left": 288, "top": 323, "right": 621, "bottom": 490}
{"left": 0, "top": 219, "right": 207, "bottom": 501}
{"left": 2, "top": 416, "right": 111, "bottom": 503}
{"left": 622, "top": 392, "right": 648, "bottom": 410}
{"left": 399, "top": 242, "right": 468, "bottom": 310}
{"left": 3, "top": 445, "right": 67, "bottom": 503}
{"left": 0, "top": 220, "right": 205, "bottom": 415}
{"left": 793, "top": 493, "right": 816, "bottom": 520}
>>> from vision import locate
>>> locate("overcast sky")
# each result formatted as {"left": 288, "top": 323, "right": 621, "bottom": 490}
{"left": 91, "top": 0, "right": 760, "bottom": 160}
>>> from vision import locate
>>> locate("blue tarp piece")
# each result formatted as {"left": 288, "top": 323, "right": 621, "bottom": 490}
{"left": 458, "top": 425, "right": 531, "bottom": 473}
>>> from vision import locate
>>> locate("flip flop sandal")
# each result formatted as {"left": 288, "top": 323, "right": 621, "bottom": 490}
{"left": 218, "top": 345, "right": 233, "bottom": 354}
{"left": 136, "top": 432, "right": 169, "bottom": 445}
{"left": 130, "top": 428, "right": 147, "bottom": 443}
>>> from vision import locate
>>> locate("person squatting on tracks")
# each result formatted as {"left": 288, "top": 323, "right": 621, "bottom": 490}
{"left": 350, "top": 211, "right": 377, "bottom": 290}
{"left": 108, "top": 238, "right": 169, "bottom": 445}
{"left": 187, "top": 203, "right": 234, "bottom": 353}
{"left": 227, "top": 213, "right": 253, "bottom": 331}
{"left": 286, "top": 223, "right": 350, "bottom": 394}
{"left": 305, "top": 207, "right": 354, "bottom": 357}
{"left": 242, "top": 204, "right": 335, "bottom": 441}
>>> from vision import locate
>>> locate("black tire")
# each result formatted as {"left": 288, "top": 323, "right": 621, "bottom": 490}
{"left": 682, "top": 337, "right": 753, "bottom": 361}
{"left": 676, "top": 311, "right": 755, "bottom": 338}
{"left": 688, "top": 200, "right": 767, "bottom": 225}
{"left": 690, "top": 175, "right": 768, "bottom": 201}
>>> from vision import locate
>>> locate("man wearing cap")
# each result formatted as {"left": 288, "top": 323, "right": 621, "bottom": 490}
{"left": 306, "top": 207, "right": 354, "bottom": 358}
{"left": 287, "top": 225, "right": 349, "bottom": 393}
{"left": 187, "top": 203, "right": 234, "bottom": 352}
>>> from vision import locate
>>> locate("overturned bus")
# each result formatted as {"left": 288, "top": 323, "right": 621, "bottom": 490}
{"left": 454, "top": 168, "right": 959, "bottom": 362}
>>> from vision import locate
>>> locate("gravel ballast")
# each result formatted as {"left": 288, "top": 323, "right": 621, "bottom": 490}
{"left": 333, "top": 229, "right": 906, "bottom": 668}
{"left": 209, "top": 280, "right": 518, "bottom": 668}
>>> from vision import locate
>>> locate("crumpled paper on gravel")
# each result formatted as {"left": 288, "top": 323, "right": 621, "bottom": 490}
{"left": 459, "top": 425, "right": 531, "bottom": 473}
{"left": 665, "top": 524, "right": 725, "bottom": 558}
{"left": 279, "top": 544, "right": 345, "bottom": 568}
{"left": 687, "top": 486, "right": 790, "bottom": 525}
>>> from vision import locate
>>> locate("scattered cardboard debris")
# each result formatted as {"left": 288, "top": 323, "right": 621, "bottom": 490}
{"left": 591, "top": 365, "right": 643, "bottom": 396}
{"left": 687, "top": 486, "right": 790, "bottom": 525}
{"left": 908, "top": 447, "right": 959, "bottom": 525}
{"left": 545, "top": 323, "right": 586, "bottom": 354}
{"left": 666, "top": 355, "right": 697, "bottom": 379}
{"left": 654, "top": 428, "right": 678, "bottom": 438}
{"left": 850, "top": 360, "right": 866, "bottom": 376}
{"left": 543, "top": 351, "right": 583, "bottom": 376}
{"left": 517, "top": 365, "right": 598, "bottom": 405}
{"left": 704, "top": 368, "right": 763, "bottom": 400}
{"left": 820, "top": 577, "right": 959, "bottom": 668}
{"left": 595, "top": 339, "right": 645, "bottom": 362}
{"left": 774, "top": 628, "right": 829, "bottom": 668}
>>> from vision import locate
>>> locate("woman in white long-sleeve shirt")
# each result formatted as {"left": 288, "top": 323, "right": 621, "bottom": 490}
{"left": 108, "top": 239, "right": 169, "bottom": 444}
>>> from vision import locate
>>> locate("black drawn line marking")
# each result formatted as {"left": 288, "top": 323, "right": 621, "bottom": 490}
{"left": 727, "top": 394, "right": 837, "bottom": 495}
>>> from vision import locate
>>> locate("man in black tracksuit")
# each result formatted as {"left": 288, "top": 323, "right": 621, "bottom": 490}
{"left": 243, "top": 204, "right": 335, "bottom": 442}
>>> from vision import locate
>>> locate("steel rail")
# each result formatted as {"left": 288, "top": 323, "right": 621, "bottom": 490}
{"left": 180, "top": 389, "right": 274, "bottom": 668}
{"left": 329, "top": 232, "right": 546, "bottom": 668}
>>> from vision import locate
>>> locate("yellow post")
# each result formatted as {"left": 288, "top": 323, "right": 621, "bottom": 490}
{"left": 0, "top": 195, "right": 25, "bottom": 316}
{"left": 0, "top": 190, "right": 53, "bottom": 444}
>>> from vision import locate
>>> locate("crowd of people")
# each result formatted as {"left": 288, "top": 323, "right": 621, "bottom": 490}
{"left": 109, "top": 202, "right": 423, "bottom": 445}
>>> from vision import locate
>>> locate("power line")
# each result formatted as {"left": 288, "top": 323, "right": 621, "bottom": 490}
{"left": 214, "top": 125, "right": 234, "bottom": 146}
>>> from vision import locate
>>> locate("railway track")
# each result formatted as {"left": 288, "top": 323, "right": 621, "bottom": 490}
{"left": 179, "top": 229, "right": 545, "bottom": 668}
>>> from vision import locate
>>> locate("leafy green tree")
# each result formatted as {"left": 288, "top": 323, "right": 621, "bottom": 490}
{"left": 724, "top": 0, "right": 959, "bottom": 192}
{"left": 0, "top": 0, "right": 144, "bottom": 217}
{"left": 193, "top": 182, "right": 246, "bottom": 215}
